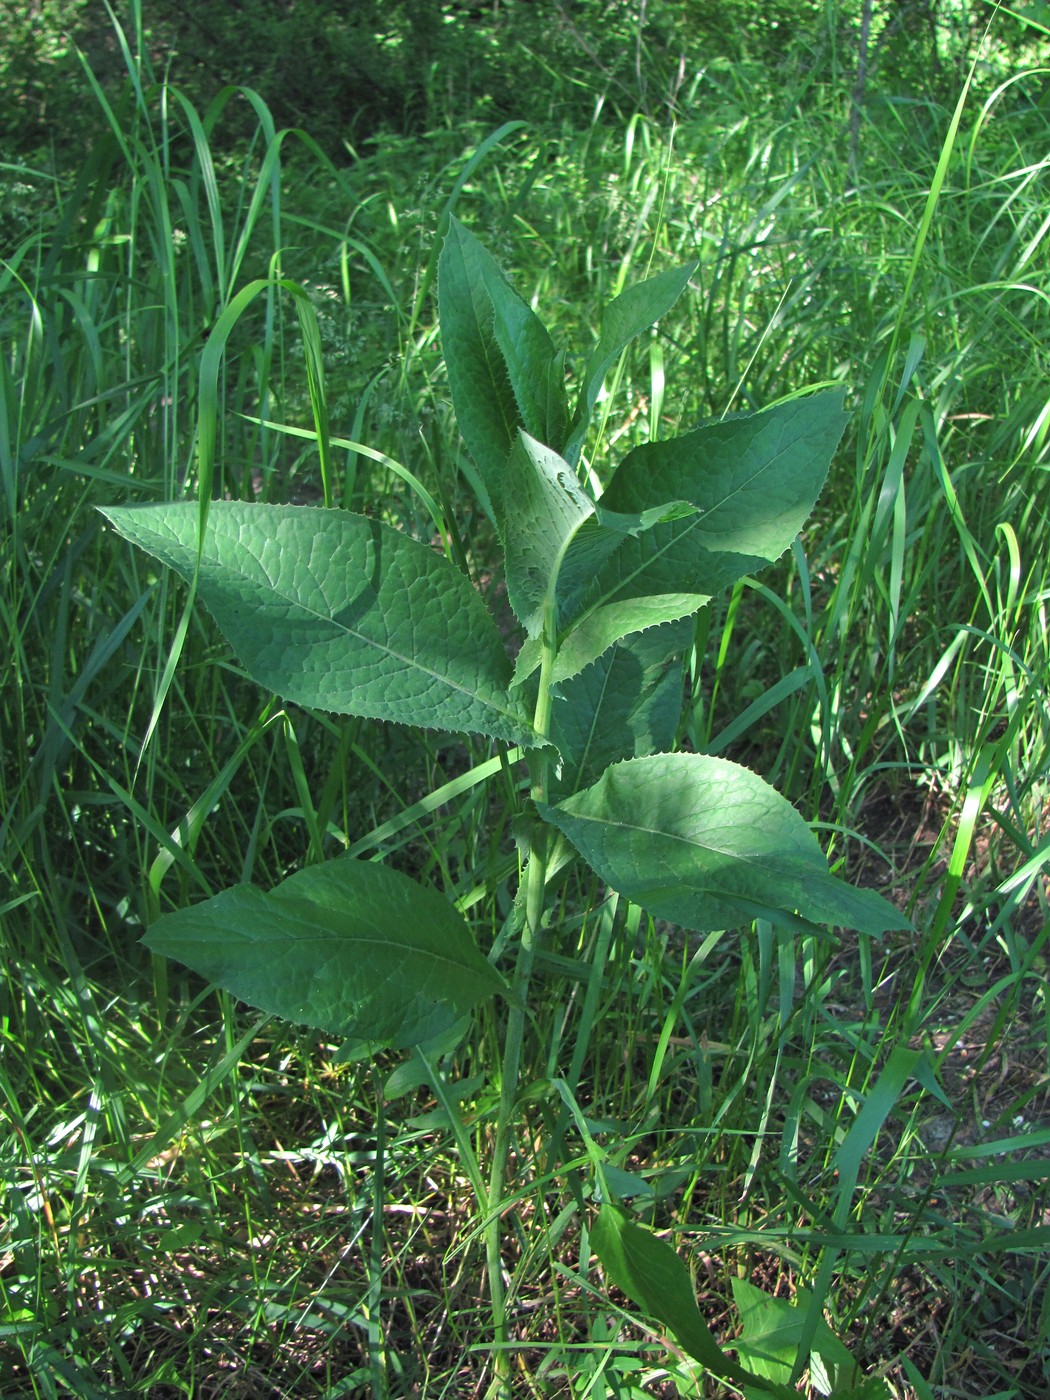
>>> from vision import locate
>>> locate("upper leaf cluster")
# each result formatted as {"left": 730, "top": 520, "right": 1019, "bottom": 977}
{"left": 101, "top": 220, "right": 908, "bottom": 1057}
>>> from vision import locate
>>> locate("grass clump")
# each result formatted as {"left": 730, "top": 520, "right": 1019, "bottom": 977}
{"left": 2, "top": 4, "right": 1049, "bottom": 1398}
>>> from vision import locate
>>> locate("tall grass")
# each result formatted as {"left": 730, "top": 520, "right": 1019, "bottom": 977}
{"left": 2, "top": 9, "right": 1048, "bottom": 1398}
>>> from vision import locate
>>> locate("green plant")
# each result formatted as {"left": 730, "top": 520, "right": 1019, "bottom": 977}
{"left": 101, "top": 217, "right": 906, "bottom": 1394}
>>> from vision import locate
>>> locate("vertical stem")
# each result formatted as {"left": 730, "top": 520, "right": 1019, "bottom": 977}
{"left": 544, "top": 892, "right": 620, "bottom": 1175}
{"left": 484, "top": 599, "right": 557, "bottom": 1389}
{"left": 367, "top": 1066, "right": 389, "bottom": 1400}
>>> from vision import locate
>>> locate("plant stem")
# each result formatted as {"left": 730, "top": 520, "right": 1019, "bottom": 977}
{"left": 484, "top": 599, "right": 557, "bottom": 1388}
{"left": 367, "top": 1067, "right": 389, "bottom": 1400}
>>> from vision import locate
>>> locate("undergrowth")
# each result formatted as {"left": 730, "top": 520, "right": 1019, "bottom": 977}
{"left": 2, "top": 5, "right": 1048, "bottom": 1397}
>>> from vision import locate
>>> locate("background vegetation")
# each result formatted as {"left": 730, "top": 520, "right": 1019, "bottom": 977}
{"left": 2, "top": 1, "right": 1048, "bottom": 1396}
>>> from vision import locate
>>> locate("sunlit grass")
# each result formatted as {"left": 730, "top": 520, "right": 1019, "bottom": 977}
{"left": 2, "top": 6, "right": 1048, "bottom": 1396}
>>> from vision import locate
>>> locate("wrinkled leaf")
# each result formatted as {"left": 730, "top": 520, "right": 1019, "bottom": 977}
{"left": 551, "top": 594, "right": 707, "bottom": 685}
{"left": 145, "top": 858, "right": 508, "bottom": 1048}
{"left": 486, "top": 264, "right": 568, "bottom": 449}
{"left": 101, "top": 501, "right": 540, "bottom": 747}
{"left": 501, "top": 434, "right": 699, "bottom": 644}
{"left": 555, "top": 497, "right": 700, "bottom": 627}
{"left": 438, "top": 218, "right": 520, "bottom": 505}
{"left": 541, "top": 753, "right": 909, "bottom": 934}
{"left": 439, "top": 218, "right": 566, "bottom": 512}
{"left": 549, "top": 621, "right": 689, "bottom": 797}
{"left": 502, "top": 433, "right": 597, "bottom": 637}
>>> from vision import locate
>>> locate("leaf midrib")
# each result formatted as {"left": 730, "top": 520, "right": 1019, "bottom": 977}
{"left": 592, "top": 409, "right": 821, "bottom": 608}
{"left": 556, "top": 807, "right": 808, "bottom": 870}
{"left": 190, "top": 521, "right": 534, "bottom": 736}
{"left": 162, "top": 908, "right": 494, "bottom": 980}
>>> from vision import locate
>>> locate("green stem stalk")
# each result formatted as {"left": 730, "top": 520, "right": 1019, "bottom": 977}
{"left": 484, "top": 598, "right": 557, "bottom": 1389}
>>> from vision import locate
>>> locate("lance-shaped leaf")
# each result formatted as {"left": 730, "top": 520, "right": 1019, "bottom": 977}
{"left": 438, "top": 219, "right": 519, "bottom": 506}
{"left": 101, "top": 500, "right": 540, "bottom": 747}
{"left": 564, "top": 260, "right": 697, "bottom": 466}
{"left": 486, "top": 263, "right": 568, "bottom": 450}
{"left": 502, "top": 433, "right": 597, "bottom": 638}
{"left": 439, "top": 218, "right": 567, "bottom": 513}
{"left": 592, "top": 1206, "right": 794, "bottom": 1398}
{"left": 548, "top": 621, "right": 690, "bottom": 798}
{"left": 540, "top": 753, "right": 910, "bottom": 934}
{"left": 144, "top": 858, "right": 508, "bottom": 1048}
{"left": 583, "top": 390, "right": 850, "bottom": 609}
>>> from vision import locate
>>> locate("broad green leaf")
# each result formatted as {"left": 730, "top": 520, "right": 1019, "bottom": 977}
{"left": 551, "top": 594, "right": 707, "bottom": 685}
{"left": 835, "top": 1381, "right": 893, "bottom": 1400}
{"left": 584, "top": 391, "right": 850, "bottom": 608}
{"left": 502, "top": 433, "right": 597, "bottom": 637}
{"left": 540, "top": 754, "right": 910, "bottom": 934}
{"left": 730, "top": 1279, "right": 857, "bottom": 1396}
{"left": 101, "top": 500, "right": 539, "bottom": 747}
{"left": 592, "top": 1205, "right": 792, "bottom": 1397}
{"left": 564, "top": 260, "right": 697, "bottom": 465}
{"left": 144, "top": 858, "right": 508, "bottom": 1048}
{"left": 548, "top": 621, "right": 689, "bottom": 797}
{"left": 438, "top": 218, "right": 521, "bottom": 507}
{"left": 511, "top": 590, "right": 692, "bottom": 701}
